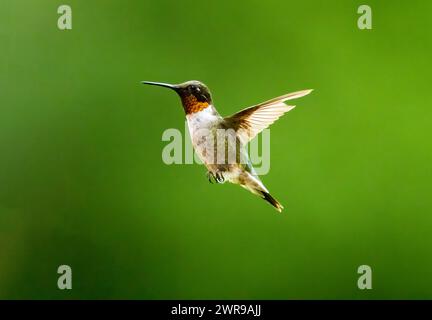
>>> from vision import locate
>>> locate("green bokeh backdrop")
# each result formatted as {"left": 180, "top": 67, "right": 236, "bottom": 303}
{"left": 1, "top": 0, "right": 431, "bottom": 299}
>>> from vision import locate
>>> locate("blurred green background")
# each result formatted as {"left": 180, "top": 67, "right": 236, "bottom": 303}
{"left": 1, "top": 0, "right": 431, "bottom": 299}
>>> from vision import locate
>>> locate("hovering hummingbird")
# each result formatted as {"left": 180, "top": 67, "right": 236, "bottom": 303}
{"left": 142, "top": 80, "right": 312, "bottom": 212}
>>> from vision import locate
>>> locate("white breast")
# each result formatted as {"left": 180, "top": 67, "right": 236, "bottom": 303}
{"left": 186, "top": 105, "right": 222, "bottom": 165}
{"left": 186, "top": 105, "right": 221, "bottom": 135}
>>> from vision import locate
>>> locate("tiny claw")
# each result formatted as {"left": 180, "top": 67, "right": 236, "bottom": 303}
{"left": 206, "top": 171, "right": 225, "bottom": 184}
{"left": 215, "top": 172, "right": 225, "bottom": 183}
{"left": 206, "top": 171, "right": 214, "bottom": 184}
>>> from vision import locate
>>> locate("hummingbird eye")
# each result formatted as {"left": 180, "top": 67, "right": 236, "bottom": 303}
{"left": 186, "top": 83, "right": 209, "bottom": 102}
{"left": 189, "top": 85, "right": 201, "bottom": 95}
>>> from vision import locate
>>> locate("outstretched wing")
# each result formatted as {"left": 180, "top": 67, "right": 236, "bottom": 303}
{"left": 223, "top": 89, "right": 312, "bottom": 143}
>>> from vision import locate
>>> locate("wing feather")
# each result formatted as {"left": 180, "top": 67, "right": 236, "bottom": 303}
{"left": 224, "top": 89, "right": 312, "bottom": 142}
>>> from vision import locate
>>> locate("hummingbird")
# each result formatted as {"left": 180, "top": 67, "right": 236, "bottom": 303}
{"left": 142, "top": 80, "right": 312, "bottom": 212}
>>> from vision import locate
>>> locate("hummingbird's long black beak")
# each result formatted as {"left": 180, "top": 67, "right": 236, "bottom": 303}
{"left": 141, "top": 81, "right": 179, "bottom": 91}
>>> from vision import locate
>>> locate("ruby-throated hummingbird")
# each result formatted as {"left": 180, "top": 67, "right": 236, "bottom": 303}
{"left": 142, "top": 80, "right": 312, "bottom": 212}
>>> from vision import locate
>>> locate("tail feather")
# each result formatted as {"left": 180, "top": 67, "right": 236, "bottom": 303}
{"left": 239, "top": 171, "right": 284, "bottom": 212}
{"left": 260, "top": 191, "right": 284, "bottom": 213}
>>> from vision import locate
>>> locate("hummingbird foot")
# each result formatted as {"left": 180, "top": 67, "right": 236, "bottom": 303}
{"left": 214, "top": 171, "right": 225, "bottom": 184}
{"left": 206, "top": 171, "right": 225, "bottom": 184}
{"left": 206, "top": 171, "right": 214, "bottom": 184}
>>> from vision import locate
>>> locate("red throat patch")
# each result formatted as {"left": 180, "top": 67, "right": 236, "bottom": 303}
{"left": 182, "top": 95, "right": 209, "bottom": 114}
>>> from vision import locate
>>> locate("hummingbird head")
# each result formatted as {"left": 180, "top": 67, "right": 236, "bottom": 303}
{"left": 141, "top": 80, "right": 212, "bottom": 114}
